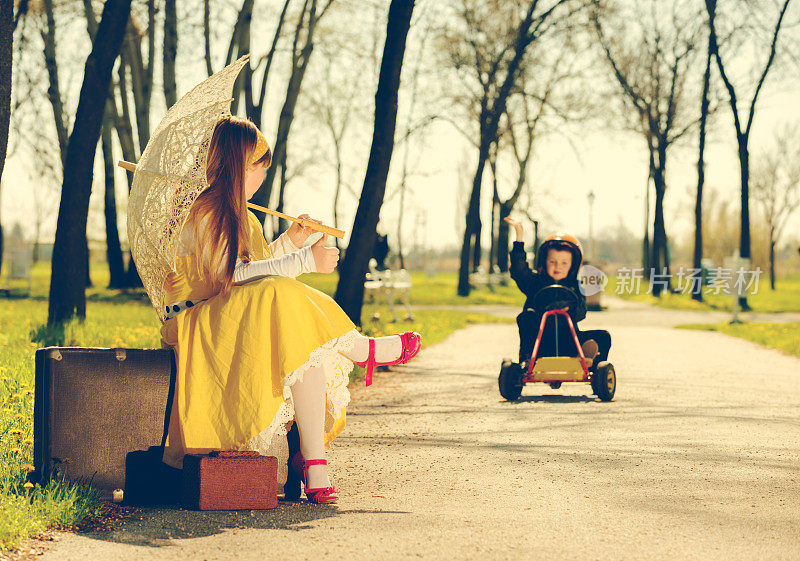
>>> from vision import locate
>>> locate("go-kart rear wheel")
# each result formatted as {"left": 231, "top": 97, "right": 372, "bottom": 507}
{"left": 499, "top": 360, "right": 523, "bottom": 401}
{"left": 591, "top": 361, "right": 616, "bottom": 402}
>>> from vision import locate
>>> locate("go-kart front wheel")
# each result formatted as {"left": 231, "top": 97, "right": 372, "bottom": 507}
{"left": 499, "top": 360, "right": 523, "bottom": 401}
{"left": 591, "top": 361, "right": 616, "bottom": 402}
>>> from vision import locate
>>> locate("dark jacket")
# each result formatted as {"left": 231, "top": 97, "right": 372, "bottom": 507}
{"left": 509, "top": 241, "right": 586, "bottom": 324}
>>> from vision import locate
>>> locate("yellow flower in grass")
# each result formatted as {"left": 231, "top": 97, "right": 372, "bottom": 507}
{"left": 23, "top": 482, "right": 34, "bottom": 492}
{"left": 23, "top": 437, "right": 33, "bottom": 447}
{"left": 11, "top": 447, "right": 22, "bottom": 456}
{"left": 21, "top": 463, "right": 35, "bottom": 472}
{"left": 14, "top": 413, "right": 25, "bottom": 421}
{"left": 9, "top": 428, "right": 22, "bottom": 436}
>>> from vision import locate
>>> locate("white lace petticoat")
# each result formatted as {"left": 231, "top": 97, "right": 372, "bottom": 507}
{"left": 244, "top": 327, "right": 361, "bottom": 482}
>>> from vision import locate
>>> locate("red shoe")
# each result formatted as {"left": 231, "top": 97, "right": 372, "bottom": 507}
{"left": 291, "top": 452, "right": 338, "bottom": 504}
{"left": 354, "top": 331, "right": 422, "bottom": 386}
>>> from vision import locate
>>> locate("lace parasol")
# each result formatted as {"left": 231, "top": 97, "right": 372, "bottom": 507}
{"left": 127, "top": 55, "right": 250, "bottom": 322}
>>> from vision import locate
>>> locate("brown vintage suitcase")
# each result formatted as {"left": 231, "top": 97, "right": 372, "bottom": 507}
{"left": 33, "top": 347, "right": 175, "bottom": 500}
{"left": 181, "top": 450, "right": 278, "bottom": 510}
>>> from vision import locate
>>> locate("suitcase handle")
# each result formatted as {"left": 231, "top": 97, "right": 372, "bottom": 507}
{"left": 208, "top": 450, "right": 261, "bottom": 458}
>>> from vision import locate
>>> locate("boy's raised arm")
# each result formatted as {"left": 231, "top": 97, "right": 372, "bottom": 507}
{"left": 509, "top": 240, "right": 537, "bottom": 293}
{"left": 504, "top": 216, "right": 537, "bottom": 294}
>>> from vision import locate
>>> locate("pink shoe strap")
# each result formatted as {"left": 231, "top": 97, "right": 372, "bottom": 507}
{"left": 400, "top": 331, "right": 420, "bottom": 363}
{"left": 365, "top": 338, "right": 375, "bottom": 387}
{"left": 305, "top": 486, "right": 337, "bottom": 494}
{"left": 304, "top": 459, "right": 328, "bottom": 467}
{"left": 305, "top": 486, "right": 338, "bottom": 502}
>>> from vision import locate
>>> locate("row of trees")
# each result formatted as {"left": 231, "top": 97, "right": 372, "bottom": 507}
{"left": 444, "top": 0, "right": 798, "bottom": 307}
{"left": 0, "top": 0, "right": 798, "bottom": 326}
{"left": 1, "top": 0, "right": 421, "bottom": 326}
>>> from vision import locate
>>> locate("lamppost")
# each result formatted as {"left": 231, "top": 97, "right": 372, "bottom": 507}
{"left": 587, "top": 190, "right": 596, "bottom": 260}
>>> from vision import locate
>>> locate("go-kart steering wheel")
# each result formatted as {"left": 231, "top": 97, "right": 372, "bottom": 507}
{"left": 532, "top": 284, "right": 580, "bottom": 313}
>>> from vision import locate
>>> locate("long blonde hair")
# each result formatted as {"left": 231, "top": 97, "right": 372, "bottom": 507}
{"left": 188, "top": 115, "right": 272, "bottom": 293}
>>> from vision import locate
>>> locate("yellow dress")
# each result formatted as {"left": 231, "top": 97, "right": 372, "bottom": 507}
{"left": 159, "top": 210, "right": 359, "bottom": 469}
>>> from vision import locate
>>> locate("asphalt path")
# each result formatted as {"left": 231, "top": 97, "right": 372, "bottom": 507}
{"left": 32, "top": 297, "right": 800, "bottom": 560}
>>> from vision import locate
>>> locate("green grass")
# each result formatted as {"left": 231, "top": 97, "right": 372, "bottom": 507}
{"left": 677, "top": 321, "right": 800, "bottom": 358}
{"left": 607, "top": 274, "right": 800, "bottom": 313}
{"left": 0, "top": 262, "right": 513, "bottom": 551}
{"left": 0, "top": 297, "right": 159, "bottom": 550}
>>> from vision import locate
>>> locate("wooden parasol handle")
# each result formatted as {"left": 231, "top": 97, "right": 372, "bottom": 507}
{"left": 118, "top": 160, "right": 345, "bottom": 239}
{"left": 244, "top": 202, "right": 344, "bottom": 238}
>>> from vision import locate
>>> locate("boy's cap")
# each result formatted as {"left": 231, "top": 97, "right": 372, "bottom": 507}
{"left": 543, "top": 233, "right": 582, "bottom": 255}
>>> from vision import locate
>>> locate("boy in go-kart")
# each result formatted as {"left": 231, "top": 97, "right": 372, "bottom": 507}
{"left": 503, "top": 217, "right": 611, "bottom": 370}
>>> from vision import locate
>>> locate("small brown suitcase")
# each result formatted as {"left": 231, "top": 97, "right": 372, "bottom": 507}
{"left": 180, "top": 450, "right": 278, "bottom": 510}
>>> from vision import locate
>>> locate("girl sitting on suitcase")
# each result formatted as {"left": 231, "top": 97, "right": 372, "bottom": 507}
{"left": 160, "top": 116, "right": 421, "bottom": 503}
{"left": 502, "top": 217, "right": 610, "bottom": 369}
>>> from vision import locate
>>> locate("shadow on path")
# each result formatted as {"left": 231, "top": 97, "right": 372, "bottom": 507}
{"left": 515, "top": 394, "right": 597, "bottom": 403}
{"left": 80, "top": 502, "right": 410, "bottom": 547}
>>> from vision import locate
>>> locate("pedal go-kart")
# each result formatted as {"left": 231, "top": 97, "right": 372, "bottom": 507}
{"left": 499, "top": 285, "right": 616, "bottom": 402}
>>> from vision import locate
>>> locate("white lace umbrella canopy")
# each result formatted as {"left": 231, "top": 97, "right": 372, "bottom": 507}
{"left": 127, "top": 55, "right": 250, "bottom": 322}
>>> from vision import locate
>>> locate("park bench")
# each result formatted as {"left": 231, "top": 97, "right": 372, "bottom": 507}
{"left": 469, "top": 265, "right": 510, "bottom": 292}
{"left": 363, "top": 259, "right": 414, "bottom": 322}
{"left": 0, "top": 242, "right": 33, "bottom": 297}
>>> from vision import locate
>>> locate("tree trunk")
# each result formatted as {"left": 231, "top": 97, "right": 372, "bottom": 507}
{"left": 42, "top": 0, "right": 68, "bottom": 166}
{"left": 163, "top": 0, "right": 177, "bottom": 108}
{"left": 497, "top": 203, "right": 512, "bottom": 273}
{"left": 769, "top": 234, "right": 775, "bottom": 291}
{"left": 332, "top": 146, "right": 342, "bottom": 250}
{"left": 397, "top": 175, "right": 407, "bottom": 269}
{"left": 276, "top": 147, "right": 289, "bottom": 236}
{"left": 737, "top": 136, "right": 751, "bottom": 309}
{"left": 650, "top": 182, "right": 666, "bottom": 296}
{"left": 334, "top": 0, "right": 414, "bottom": 324}
{"left": 455, "top": 4, "right": 546, "bottom": 297}
{"left": 488, "top": 198, "right": 497, "bottom": 274}
{"left": 229, "top": 0, "right": 254, "bottom": 117}
{"left": 705, "top": 0, "right": 790, "bottom": 309}
{"left": 84, "top": 238, "right": 92, "bottom": 288}
{"left": 113, "top": 64, "right": 137, "bottom": 174}
{"left": 650, "top": 144, "right": 669, "bottom": 297}
{"left": 204, "top": 0, "right": 213, "bottom": 76}
{"left": 488, "top": 160, "right": 498, "bottom": 273}
{"left": 116, "top": 0, "right": 154, "bottom": 284}
{"left": 101, "top": 105, "right": 126, "bottom": 288}
{"left": 250, "top": 0, "right": 320, "bottom": 222}
{"left": 122, "top": 0, "right": 154, "bottom": 153}
{"left": 111, "top": 62, "right": 142, "bottom": 286}
{"left": 48, "top": 0, "right": 131, "bottom": 325}
{"left": 244, "top": 0, "right": 292, "bottom": 125}
{"left": 458, "top": 143, "right": 489, "bottom": 296}
{"left": 0, "top": 0, "right": 12, "bottom": 276}
{"left": 693, "top": 33, "right": 712, "bottom": 302}
{"left": 471, "top": 221, "right": 482, "bottom": 273}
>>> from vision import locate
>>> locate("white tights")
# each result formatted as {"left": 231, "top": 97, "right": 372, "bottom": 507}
{"left": 289, "top": 332, "right": 402, "bottom": 489}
